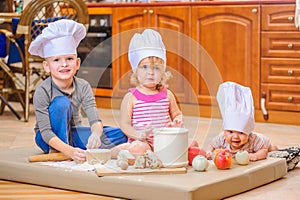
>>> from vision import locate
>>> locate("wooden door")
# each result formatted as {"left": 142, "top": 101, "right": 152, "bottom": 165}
{"left": 112, "top": 7, "right": 148, "bottom": 97}
{"left": 149, "top": 6, "right": 191, "bottom": 103}
{"left": 191, "top": 5, "right": 260, "bottom": 109}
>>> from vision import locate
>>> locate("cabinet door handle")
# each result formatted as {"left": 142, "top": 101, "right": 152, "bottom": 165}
{"left": 252, "top": 8, "right": 258, "bottom": 13}
{"left": 288, "top": 96, "right": 293, "bottom": 102}
{"left": 288, "top": 43, "right": 293, "bottom": 48}
{"left": 143, "top": 9, "right": 147, "bottom": 14}
{"left": 261, "top": 92, "right": 268, "bottom": 120}
{"left": 149, "top": 9, "right": 154, "bottom": 14}
{"left": 288, "top": 16, "right": 294, "bottom": 22}
{"left": 288, "top": 69, "right": 294, "bottom": 75}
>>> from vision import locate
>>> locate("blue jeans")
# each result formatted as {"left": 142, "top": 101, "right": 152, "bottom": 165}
{"left": 35, "top": 96, "right": 127, "bottom": 153}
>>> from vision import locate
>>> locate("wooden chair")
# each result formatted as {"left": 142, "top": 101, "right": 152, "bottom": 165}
{"left": 0, "top": 0, "right": 89, "bottom": 122}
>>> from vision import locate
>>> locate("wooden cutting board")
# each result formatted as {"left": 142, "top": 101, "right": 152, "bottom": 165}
{"left": 95, "top": 166, "right": 187, "bottom": 177}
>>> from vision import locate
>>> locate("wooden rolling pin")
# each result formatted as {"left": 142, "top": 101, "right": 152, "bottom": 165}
{"left": 28, "top": 153, "right": 71, "bottom": 162}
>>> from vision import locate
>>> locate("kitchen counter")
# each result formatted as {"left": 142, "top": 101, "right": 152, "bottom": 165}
{"left": 87, "top": 0, "right": 295, "bottom": 7}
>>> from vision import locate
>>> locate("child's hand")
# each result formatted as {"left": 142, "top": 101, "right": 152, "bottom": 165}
{"left": 70, "top": 147, "right": 86, "bottom": 163}
{"left": 145, "top": 123, "right": 153, "bottom": 137}
{"left": 86, "top": 132, "right": 101, "bottom": 149}
{"left": 138, "top": 131, "right": 147, "bottom": 141}
{"left": 249, "top": 153, "right": 258, "bottom": 161}
{"left": 167, "top": 118, "right": 183, "bottom": 127}
{"left": 206, "top": 151, "right": 213, "bottom": 160}
{"left": 249, "top": 149, "right": 268, "bottom": 161}
{"left": 139, "top": 124, "right": 153, "bottom": 141}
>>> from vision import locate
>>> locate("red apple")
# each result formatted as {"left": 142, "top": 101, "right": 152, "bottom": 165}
{"left": 214, "top": 149, "right": 232, "bottom": 170}
{"left": 188, "top": 146, "right": 206, "bottom": 166}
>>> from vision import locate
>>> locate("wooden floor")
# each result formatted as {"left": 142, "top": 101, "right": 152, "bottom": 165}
{"left": 0, "top": 102, "right": 299, "bottom": 199}
{"left": 0, "top": 180, "right": 117, "bottom": 200}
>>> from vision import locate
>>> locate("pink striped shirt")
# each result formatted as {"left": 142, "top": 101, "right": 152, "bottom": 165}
{"left": 128, "top": 88, "right": 171, "bottom": 145}
{"left": 210, "top": 131, "right": 271, "bottom": 154}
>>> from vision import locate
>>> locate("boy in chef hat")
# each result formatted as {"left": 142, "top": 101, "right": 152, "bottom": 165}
{"left": 206, "top": 81, "right": 278, "bottom": 161}
{"left": 110, "top": 29, "right": 196, "bottom": 158}
{"left": 29, "top": 19, "right": 127, "bottom": 163}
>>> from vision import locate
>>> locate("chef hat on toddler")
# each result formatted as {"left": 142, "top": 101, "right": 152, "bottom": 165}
{"left": 128, "top": 29, "right": 166, "bottom": 72}
{"left": 216, "top": 81, "right": 255, "bottom": 135}
{"left": 29, "top": 19, "right": 86, "bottom": 58}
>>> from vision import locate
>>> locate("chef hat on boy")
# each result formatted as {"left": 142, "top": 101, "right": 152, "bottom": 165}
{"left": 128, "top": 29, "right": 166, "bottom": 72}
{"left": 29, "top": 19, "right": 86, "bottom": 58}
{"left": 216, "top": 81, "right": 255, "bottom": 135}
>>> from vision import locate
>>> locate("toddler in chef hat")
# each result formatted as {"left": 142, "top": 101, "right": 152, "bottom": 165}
{"left": 29, "top": 19, "right": 127, "bottom": 163}
{"left": 206, "top": 81, "right": 278, "bottom": 161}
{"left": 110, "top": 29, "right": 194, "bottom": 158}
{"left": 128, "top": 28, "right": 172, "bottom": 90}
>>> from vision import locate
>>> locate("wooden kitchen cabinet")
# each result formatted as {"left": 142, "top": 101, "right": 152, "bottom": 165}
{"left": 191, "top": 5, "right": 261, "bottom": 110}
{"left": 261, "top": 32, "right": 300, "bottom": 58}
{"left": 111, "top": 6, "right": 191, "bottom": 102}
{"left": 89, "top": 1, "right": 300, "bottom": 125}
{"left": 260, "top": 4, "right": 300, "bottom": 123}
{"left": 261, "top": 4, "right": 298, "bottom": 31}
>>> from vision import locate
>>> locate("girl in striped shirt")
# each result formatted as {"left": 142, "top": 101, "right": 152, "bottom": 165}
{"left": 110, "top": 29, "right": 187, "bottom": 158}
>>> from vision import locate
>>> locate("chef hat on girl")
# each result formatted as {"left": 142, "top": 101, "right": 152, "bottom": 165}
{"left": 128, "top": 29, "right": 166, "bottom": 72}
{"left": 216, "top": 81, "right": 255, "bottom": 135}
{"left": 29, "top": 19, "right": 86, "bottom": 58}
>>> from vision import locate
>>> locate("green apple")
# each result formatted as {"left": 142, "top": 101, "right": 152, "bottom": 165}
{"left": 235, "top": 150, "right": 250, "bottom": 165}
{"left": 192, "top": 155, "right": 209, "bottom": 171}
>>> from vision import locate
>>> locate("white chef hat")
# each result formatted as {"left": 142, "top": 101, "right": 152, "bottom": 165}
{"left": 29, "top": 19, "right": 86, "bottom": 58}
{"left": 128, "top": 29, "right": 166, "bottom": 72}
{"left": 216, "top": 81, "right": 255, "bottom": 135}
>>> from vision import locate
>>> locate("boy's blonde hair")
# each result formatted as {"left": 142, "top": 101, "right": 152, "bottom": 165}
{"left": 130, "top": 56, "right": 171, "bottom": 91}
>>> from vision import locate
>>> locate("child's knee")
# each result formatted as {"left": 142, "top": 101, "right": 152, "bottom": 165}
{"left": 50, "top": 96, "right": 72, "bottom": 111}
{"left": 48, "top": 96, "right": 73, "bottom": 119}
